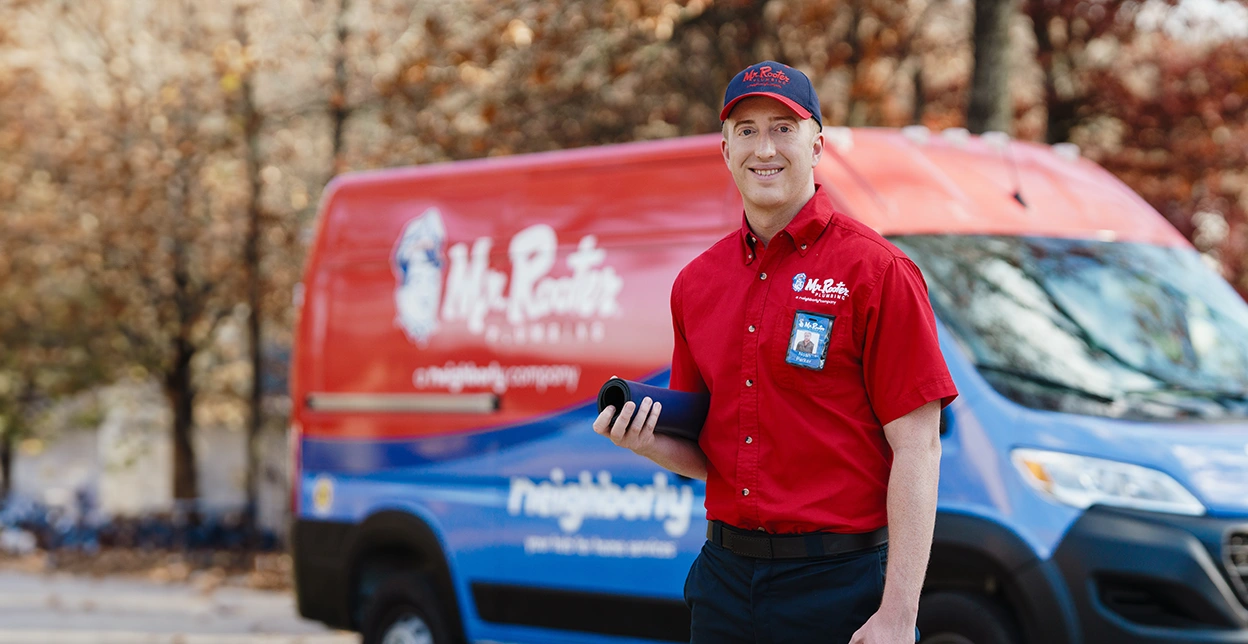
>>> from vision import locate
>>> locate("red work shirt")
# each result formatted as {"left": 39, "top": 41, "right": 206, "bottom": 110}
{"left": 670, "top": 185, "right": 957, "bottom": 534}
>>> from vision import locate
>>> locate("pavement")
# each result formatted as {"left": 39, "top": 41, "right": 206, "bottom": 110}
{"left": 0, "top": 570, "right": 359, "bottom": 644}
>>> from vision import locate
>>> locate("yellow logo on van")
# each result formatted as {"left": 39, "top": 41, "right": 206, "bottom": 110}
{"left": 311, "top": 475, "right": 335, "bottom": 516}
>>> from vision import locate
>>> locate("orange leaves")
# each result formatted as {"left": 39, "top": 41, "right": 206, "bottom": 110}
{"left": 1, "top": 0, "right": 1245, "bottom": 436}
{"left": 1081, "top": 31, "right": 1248, "bottom": 296}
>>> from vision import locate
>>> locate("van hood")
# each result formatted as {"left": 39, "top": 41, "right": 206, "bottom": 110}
{"left": 1162, "top": 424, "right": 1248, "bottom": 516}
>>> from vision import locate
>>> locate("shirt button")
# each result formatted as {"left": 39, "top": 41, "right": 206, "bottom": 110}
{"left": 742, "top": 488, "right": 750, "bottom": 496}
{"left": 760, "top": 273, "right": 767, "bottom": 280}
{"left": 748, "top": 325, "right": 756, "bottom": 333}
{"left": 745, "top": 379, "right": 753, "bottom": 387}
{"left": 801, "top": 243, "right": 808, "bottom": 250}
{"left": 745, "top": 436, "right": 753, "bottom": 444}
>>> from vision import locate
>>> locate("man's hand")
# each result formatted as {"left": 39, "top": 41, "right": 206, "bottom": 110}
{"left": 849, "top": 608, "right": 916, "bottom": 644}
{"left": 593, "top": 397, "right": 662, "bottom": 458}
{"left": 591, "top": 392, "right": 707, "bottom": 480}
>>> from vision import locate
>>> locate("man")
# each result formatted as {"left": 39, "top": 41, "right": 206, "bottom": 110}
{"left": 593, "top": 60, "right": 957, "bottom": 644}
{"left": 795, "top": 331, "right": 816, "bottom": 355}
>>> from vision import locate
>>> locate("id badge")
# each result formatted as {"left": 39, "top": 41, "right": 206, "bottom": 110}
{"left": 786, "top": 310, "right": 834, "bottom": 371}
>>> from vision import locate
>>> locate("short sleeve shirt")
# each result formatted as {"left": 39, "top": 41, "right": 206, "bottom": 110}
{"left": 669, "top": 185, "right": 958, "bottom": 534}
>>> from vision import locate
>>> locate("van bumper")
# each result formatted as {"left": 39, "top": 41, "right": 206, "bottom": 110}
{"left": 1052, "top": 506, "right": 1248, "bottom": 642}
{"left": 291, "top": 518, "right": 355, "bottom": 631}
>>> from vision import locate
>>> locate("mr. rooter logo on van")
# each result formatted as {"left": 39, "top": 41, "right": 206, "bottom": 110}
{"left": 392, "top": 208, "right": 624, "bottom": 347}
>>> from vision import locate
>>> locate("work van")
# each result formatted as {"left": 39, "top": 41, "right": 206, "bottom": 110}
{"left": 290, "top": 128, "right": 1248, "bottom": 644}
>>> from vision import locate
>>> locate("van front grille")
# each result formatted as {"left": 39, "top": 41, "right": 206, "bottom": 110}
{"left": 1096, "top": 575, "right": 1235, "bottom": 629}
{"left": 1226, "top": 531, "right": 1248, "bottom": 607}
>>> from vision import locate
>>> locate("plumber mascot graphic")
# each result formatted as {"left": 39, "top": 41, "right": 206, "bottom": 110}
{"left": 393, "top": 208, "right": 446, "bottom": 346}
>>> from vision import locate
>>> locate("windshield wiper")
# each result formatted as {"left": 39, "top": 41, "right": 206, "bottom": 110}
{"left": 1123, "top": 385, "right": 1248, "bottom": 404}
{"left": 974, "top": 364, "right": 1118, "bottom": 404}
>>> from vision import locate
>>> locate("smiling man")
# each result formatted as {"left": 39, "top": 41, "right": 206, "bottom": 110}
{"left": 593, "top": 61, "right": 957, "bottom": 644}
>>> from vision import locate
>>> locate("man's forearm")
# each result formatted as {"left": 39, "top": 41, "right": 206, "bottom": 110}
{"left": 873, "top": 399, "right": 938, "bottom": 621}
{"left": 880, "top": 402, "right": 942, "bottom": 617}
{"left": 637, "top": 434, "right": 708, "bottom": 481}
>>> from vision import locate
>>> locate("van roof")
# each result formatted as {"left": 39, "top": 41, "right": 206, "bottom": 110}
{"left": 816, "top": 127, "right": 1188, "bottom": 246}
{"left": 321, "top": 128, "right": 1188, "bottom": 247}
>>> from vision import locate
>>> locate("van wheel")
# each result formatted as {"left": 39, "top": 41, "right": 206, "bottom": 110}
{"left": 361, "top": 575, "right": 452, "bottom": 644}
{"left": 917, "top": 591, "right": 1019, "bottom": 644}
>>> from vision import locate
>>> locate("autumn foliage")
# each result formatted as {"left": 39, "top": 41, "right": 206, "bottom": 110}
{"left": 1, "top": 0, "right": 1245, "bottom": 501}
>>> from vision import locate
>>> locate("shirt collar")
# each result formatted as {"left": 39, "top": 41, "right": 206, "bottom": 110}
{"left": 740, "top": 184, "right": 836, "bottom": 264}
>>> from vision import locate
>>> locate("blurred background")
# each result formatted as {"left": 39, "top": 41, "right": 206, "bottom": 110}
{"left": 0, "top": 0, "right": 1246, "bottom": 638}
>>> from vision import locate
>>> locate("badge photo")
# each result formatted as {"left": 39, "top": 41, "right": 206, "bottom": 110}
{"left": 786, "top": 310, "right": 834, "bottom": 370}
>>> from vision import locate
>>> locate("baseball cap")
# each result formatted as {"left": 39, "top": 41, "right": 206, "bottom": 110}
{"left": 720, "top": 61, "right": 822, "bottom": 128}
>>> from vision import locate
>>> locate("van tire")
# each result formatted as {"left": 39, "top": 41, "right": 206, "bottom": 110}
{"left": 361, "top": 574, "right": 452, "bottom": 644}
{"left": 917, "top": 591, "right": 1019, "bottom": 644}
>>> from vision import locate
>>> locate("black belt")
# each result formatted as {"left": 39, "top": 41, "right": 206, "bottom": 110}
{"left": 707, "top": 520, "right": 888, "bottom": 560}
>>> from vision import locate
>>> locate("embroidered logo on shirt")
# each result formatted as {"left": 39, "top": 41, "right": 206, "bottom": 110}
{"left": 787, "top": 310, "right": 834, "bottom": 371}
{"left": 793, "top": 274, "right": 851, "bottom": 305}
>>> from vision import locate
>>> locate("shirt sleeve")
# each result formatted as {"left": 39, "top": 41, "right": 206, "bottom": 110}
{"left": 862, "top": 257, "right": 958, "bottom": 425}
{"left": 669, "top": 271, "right": 709, "bottom": 394}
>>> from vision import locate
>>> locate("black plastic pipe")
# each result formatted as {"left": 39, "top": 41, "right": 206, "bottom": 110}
{"left": 596, "top": 378, "right": 709, "bottom": 442}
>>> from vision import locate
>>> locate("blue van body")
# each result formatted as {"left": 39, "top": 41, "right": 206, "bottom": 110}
{"left": 291, "top": 130, "right": 1248, "bottom": 643}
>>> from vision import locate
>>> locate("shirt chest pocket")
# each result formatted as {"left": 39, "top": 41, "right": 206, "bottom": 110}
{"left": 771, "top": 303, "right": 856, "bottom": 394}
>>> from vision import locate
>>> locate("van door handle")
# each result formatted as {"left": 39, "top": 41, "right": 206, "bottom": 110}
{"left": 305, "top": 392, "right": 500, "bottom": 414}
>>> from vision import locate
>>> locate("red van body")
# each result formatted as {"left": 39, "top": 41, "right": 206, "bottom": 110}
{"left": 290, "top": 130, "right": 1248, "bottom": 644}
{"left": 291, "top": 127, "right": 1183, "bottom": 464}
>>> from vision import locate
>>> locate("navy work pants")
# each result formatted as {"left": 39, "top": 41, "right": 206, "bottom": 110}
{"left": 684, "top": 539, "right": 892, "bottom": 644}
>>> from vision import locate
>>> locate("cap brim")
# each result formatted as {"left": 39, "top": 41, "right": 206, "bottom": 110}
{"left": 720, "top": 92, "right": 813, "bottom": 122}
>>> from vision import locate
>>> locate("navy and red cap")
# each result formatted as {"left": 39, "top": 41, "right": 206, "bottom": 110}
{"left": 720, "top": 61, "right": 823, "bottom": 128}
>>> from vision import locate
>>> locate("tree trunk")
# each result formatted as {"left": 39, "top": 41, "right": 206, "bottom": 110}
{"left": 0, "top": 429, "right": 12, "bottom": 500}
{"left": 845, "top": 0, "right": 869, "bottom": 127}
{"left": 1031, "top": 12, "right": 1077, "bottom": 143}
{"left": 330, "top": 0, "right": 351, "bottom": 177}
{"left": 912, "top": 65, "right": 925, "bottom": 125}
{"left": 166, "top": 336, "right": 199, "bottom": 502}
{"left": 164, "top": 114, "right": 201, "bottom": 507}
{"left": 678, "top": 0, "right": 767, "bottom": 122}
{"left": 1044, "top": 82, "right": 1078, "bottom": 143}
{"left": 237, "top": 5, "right": 265, "bottom": 530}
{"left": 2, "top": 377, "right": 37, "bottom": 501}
{"left": 967, "top": 0, "right": 1015, "bottom": 133}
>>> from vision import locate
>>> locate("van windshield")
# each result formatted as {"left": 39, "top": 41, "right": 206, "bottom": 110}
{"left": 892, "top": 235, "right": 1248, "bottom": 421}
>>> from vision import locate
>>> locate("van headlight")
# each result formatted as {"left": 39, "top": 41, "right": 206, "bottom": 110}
{"left": 1010, "top": 448, "right": 1206, "bottom": 516}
